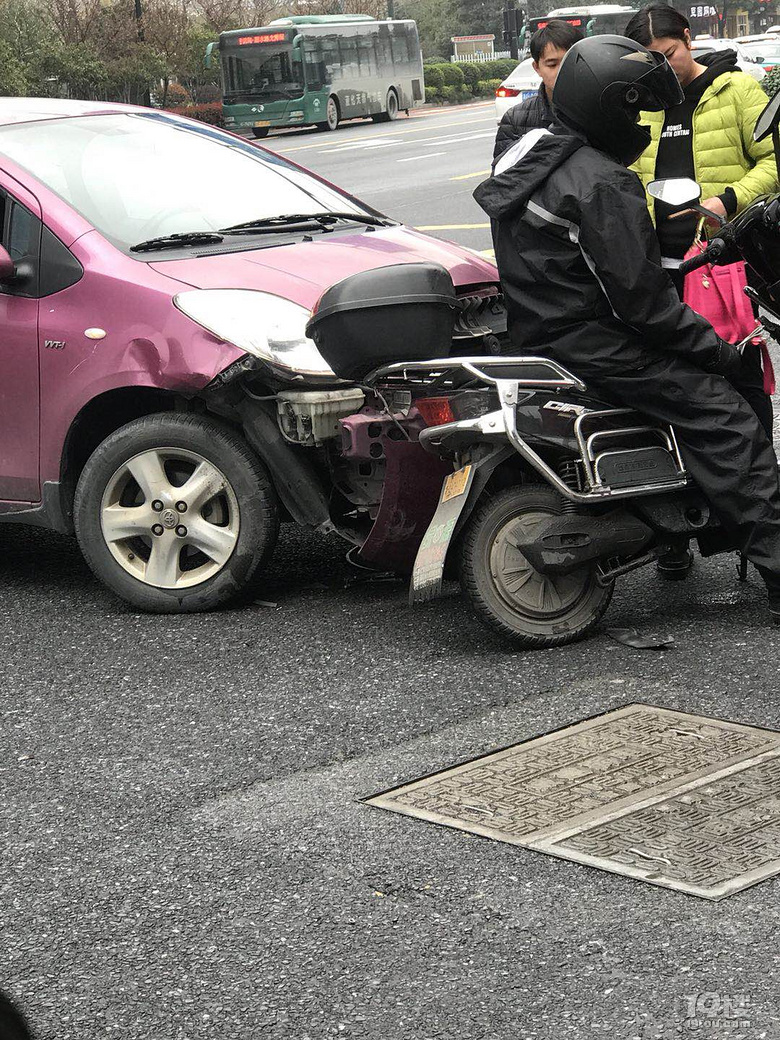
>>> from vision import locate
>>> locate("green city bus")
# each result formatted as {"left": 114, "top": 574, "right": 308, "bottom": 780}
{"left": 207, "top": 15, "right": 425, "bottom": 138}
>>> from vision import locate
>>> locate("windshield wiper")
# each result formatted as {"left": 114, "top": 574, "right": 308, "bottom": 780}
{"left": 130, "top": 231, "right": 225, "bottom": 253}
{"left": 219, "top": 211, "right": 393, "bottom": 234}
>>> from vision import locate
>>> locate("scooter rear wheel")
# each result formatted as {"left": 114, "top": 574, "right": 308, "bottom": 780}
{"left": 459, "top": 485, "right": 613, "bottom": 648}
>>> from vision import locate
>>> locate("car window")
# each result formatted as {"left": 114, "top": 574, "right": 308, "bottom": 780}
{"left": 0, "top": 112, "right": 375, "bottom": 253}
{"left": 0, "top": 193, "right": 40, "bottom": 298}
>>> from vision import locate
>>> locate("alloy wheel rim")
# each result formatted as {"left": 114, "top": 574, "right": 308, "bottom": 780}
{"left": 489, "top": 509, "right": 591, "bottom": 618}
{"left": 100, "top": 447, "right": 240, "bottom": 589}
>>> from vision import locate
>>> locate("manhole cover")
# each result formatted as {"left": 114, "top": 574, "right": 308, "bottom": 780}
{"left": 365, "top": 705, "right": 780, "bottom": 900}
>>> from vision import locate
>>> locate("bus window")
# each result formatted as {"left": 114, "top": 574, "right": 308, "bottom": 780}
{"left": 303, "top": 42, "right": 326, "bottom": 90}
{"left": 339, "top": 37, "right": 359, "bottom": 77}
{"left": 376, "top": 28, "right": 393, "bottom": 67}
{"left": 391, "top": 34, "right": 407, "bottom": 67}
{"left": 223, "top": 46, "right": 303, "bottom": 99}
{"left": 358, "top": 36, "right": 378, "bottom": 76}
{"left": 320, "top": 37, "right": 340, "bottom": 81}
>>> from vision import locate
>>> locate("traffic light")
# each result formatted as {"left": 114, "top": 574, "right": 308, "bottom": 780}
{"left": 503, "top": 4, "right": 523, "bottom": 57}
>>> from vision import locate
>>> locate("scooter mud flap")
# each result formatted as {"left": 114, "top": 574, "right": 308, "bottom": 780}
{"left": 410, "top": 463, "right": 477, "bottom": 604}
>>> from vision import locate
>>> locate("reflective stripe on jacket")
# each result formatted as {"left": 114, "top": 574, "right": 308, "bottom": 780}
{"left": 631, "top": 70, "right": 777, "bottom": 214}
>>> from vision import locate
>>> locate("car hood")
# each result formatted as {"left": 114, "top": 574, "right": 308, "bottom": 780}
{"left": 149, "top": 225, "right": 498, "bottom": 308}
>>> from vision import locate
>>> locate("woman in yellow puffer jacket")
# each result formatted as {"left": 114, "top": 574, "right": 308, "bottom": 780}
{"left": 626, "top": 5, "right": 777, "bottom": 299}
{"left": 626, "top": 5, "right": 777, "bottom": 578}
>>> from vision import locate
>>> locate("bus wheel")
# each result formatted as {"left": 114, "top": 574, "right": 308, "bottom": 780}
{"left": 374, "top": 89, "right": 399, "bottom": 123}
{"left": 251, "top": 127, "right": 269, "bottom": 139}
{"left": 317, "top": 96, "right": 340, "bottom": 131}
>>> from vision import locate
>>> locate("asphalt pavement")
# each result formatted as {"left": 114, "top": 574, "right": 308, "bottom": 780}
{"left": 3, "top": 103, "right": 780, "bottom": 1040}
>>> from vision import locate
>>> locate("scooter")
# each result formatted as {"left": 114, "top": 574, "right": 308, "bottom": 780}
{"left": 299, "top": 92, "right": 780, "bottom": 647}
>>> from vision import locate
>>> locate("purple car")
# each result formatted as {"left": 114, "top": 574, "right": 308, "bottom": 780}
{"left": 0, "top": 98, "right": 501, "bottom": 611}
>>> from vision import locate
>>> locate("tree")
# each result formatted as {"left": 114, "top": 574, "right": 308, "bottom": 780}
{"left": 0, "top": 38, "right": 29, "bottom": 94}
{"left": 396, "top": 0, "right": 459, "bottom": 58}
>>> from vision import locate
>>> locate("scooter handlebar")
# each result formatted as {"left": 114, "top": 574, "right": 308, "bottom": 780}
{"left": 677, "top": 237, "right": 727, "bottom": 276}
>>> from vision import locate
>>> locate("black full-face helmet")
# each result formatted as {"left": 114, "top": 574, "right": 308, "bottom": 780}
{"left": 552, "top": 35, "right": 683, "bottom": 166}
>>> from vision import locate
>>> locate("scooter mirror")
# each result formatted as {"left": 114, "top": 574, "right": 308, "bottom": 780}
{"left": 754, "top": 88, "right": 780, "bottom": 141}
{"left": 647, "top": 178, "right": 701, "bottom": 208}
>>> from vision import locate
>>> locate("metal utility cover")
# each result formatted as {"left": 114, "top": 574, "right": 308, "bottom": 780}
{"left": 365, "top": 705, "right": 780, "bottom": 900}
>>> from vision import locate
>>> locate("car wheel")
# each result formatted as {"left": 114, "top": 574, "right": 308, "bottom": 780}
{"left": 252, "top": 127, "right": 270, "bottom": 139}
{"left": 316, "top": 96, "right": 340, "bottom": 131}
{"left": 459, "top": 486, "right": 613, "bottom": 648}
{"left": 74, "top": 413, "right": 279, "bottom": 613}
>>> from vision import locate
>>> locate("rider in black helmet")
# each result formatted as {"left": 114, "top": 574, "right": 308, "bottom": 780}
{"left": 475, "top": 34, "right": 780, "bottom": 621}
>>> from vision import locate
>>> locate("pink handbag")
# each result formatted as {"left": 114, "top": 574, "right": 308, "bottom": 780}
{"left": 682, "top": 237, "right": 775, "bottom": 394}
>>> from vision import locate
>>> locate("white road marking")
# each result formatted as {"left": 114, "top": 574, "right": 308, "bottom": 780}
{"left": 320, "top": 140, "right": 400, "bottom": 154}
{"left": 271, "top": 111, "right": 495, "bottom": 153}
{"left": 397, "top": 151, "right": 446, "bottom": 162}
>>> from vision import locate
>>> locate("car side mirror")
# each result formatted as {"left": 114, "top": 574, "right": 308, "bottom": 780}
{"left": 647, "top": 177, "right": 702, "bottom": 209}
{"left": 0, "top": 245, "right": 16, "bottom": 282}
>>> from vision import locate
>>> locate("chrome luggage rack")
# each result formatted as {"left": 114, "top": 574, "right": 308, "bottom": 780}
{"left": 365, "top": 355, "right": 586, "bottom": 391}
{"left": 364, "top": 355, "right": 689, "bottom": 503}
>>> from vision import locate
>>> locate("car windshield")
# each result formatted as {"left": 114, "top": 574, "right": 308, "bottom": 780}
{"left": 0, "top": 112, "right": 373, "bottom": 252}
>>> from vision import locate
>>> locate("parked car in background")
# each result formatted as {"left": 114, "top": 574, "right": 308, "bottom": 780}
{"left": 690, "top": 36, "right": 767, "bottom": 82}
{"left": 740, "top": 38, "right": 780, "bottom": 72}
{"left": 494, "top": 57, "right": 541, "bottom": 123}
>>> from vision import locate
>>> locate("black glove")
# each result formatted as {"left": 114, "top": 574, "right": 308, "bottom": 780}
{"left": 705, "top": 338, "right": 743, "bottom": 381}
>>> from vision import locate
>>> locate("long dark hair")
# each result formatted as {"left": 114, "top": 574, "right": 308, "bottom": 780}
{"left": 625, "top": 4, "right": 691, "bottom": 46}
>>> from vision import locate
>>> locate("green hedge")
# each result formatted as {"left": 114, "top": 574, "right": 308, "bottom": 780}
{"left": 424, "top": 59, "right": 518, "bottom": 100}
{"left": 476, "top": 78, "right": 502, "bottom": 97}
{"left": 762, "top": 65, "right": 780, "bottom": 97}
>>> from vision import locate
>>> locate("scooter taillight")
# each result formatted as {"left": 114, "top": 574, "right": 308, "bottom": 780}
{"left": 416, "top": 397, "right": 455, "bottom": 427}
{"left": 416, "top": 390, "right": 495, "bottom": 426}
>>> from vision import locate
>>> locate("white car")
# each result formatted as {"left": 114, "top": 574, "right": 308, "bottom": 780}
{"left": 690, "top": 37, "right": 766, "bottom": 82}
{"left": 495, "top": 58, "right": 542, "bottom": 123}
{"left": 740, "top": 38, "right": 780, "bottom": 71}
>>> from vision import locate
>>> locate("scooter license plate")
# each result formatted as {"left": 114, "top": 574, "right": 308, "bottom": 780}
{"left": 442, "top": 465, "right": 472, "bottom": 501}
{"left": 410, "top": 464, "right": 475, "bottom": 604}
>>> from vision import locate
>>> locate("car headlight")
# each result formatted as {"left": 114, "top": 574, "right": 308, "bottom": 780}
{"left": 174, "top": 289, "right": 336, "bottom": 377}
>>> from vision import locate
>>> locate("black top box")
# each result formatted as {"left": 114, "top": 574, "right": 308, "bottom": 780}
{"left": 305, "top": 262, "right": 458, "bottom": 380}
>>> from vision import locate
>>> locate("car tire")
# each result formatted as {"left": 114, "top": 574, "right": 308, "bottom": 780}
{"left": 316, "top": 96, "right": 340, "bottom": 131}
{"left": 252, "top": 127, "right": 270, "bottom": 139}
{"left": 74, "top": 413, "right": 279, "bottom": 613}
{"left": 459, "top": 485, "right": 613, "bottom": 648}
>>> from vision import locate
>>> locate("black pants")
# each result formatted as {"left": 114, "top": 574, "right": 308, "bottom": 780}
{"left": 592, "top": 356, "right": 780, "bottom": 592}
{"left": 668, "top": 266, "right": 774, "bottom": 438}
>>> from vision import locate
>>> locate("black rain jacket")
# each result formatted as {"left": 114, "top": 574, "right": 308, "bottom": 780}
{"left": 473, "top": 127, "right": 723, "bottom": 382}
{"left": 493, "top": 85, "right": 553, "bottom": 161}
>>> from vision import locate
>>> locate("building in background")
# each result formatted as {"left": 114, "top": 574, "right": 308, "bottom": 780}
{"left": 451, "top": 33, "right": 496, "bottom": 59}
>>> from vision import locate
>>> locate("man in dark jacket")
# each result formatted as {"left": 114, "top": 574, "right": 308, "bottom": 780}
{"left": 474, "top": 35, "right": 780, "bottom": 618}
{"left": 493, "top": 20, "right": 583, "bottom": 161}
